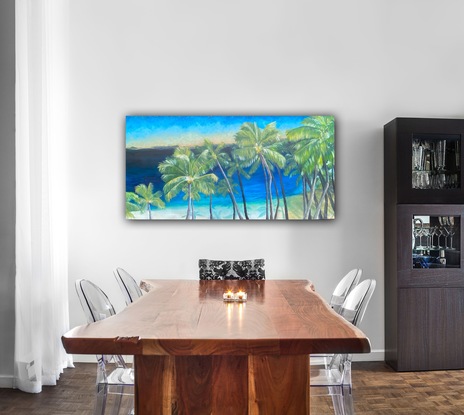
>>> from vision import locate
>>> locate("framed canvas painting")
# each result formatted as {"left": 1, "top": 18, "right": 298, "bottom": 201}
{"left": 126, "top": 115, "right": 335, "bottom": 220}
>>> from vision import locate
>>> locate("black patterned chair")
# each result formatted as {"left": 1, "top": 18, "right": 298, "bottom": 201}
{"left": 198, "top": 259, "right": 265, "bottom": 280}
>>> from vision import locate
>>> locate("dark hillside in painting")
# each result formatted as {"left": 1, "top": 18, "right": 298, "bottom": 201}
{"left": 126, "top": 147, "right": 173, "bottom": 192}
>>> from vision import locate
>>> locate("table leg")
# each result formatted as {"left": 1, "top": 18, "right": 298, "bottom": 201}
{"left": 176, "top": 355, "right": 248, "bottom": 415}
{"left": 249, "top": 355, "right": 310, "bottom": 415}
{"left": 134, "top": 355, "right": 248, "bottom": 415}
{"left": 134, "top": 354, "right": 309, "bottom": 415}
{"left": 134, "top": 355, "right": 175, "bottom": 415}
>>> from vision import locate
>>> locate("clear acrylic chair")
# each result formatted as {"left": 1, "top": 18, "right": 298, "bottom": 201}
{"left": 330, "top": 268, "right": 362, "bottom": 313}
{"left": 310, "top": 279, "right": 376, "bottom": 415}
{"left": 75, "top": 279, "right": 134, "bottom": 415}
{"left": 113, "top": 268, "right": 143, "bottom": 306}
{"left": 311, "top": 269, "right": 362, "bottom": 366}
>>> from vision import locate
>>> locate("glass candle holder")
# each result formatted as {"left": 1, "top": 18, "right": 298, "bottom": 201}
{"left": 235, "top": 291, "right": 247, "bottom": 302}
{"left": 223, "top": 290, "right": 234, "bottom": 302}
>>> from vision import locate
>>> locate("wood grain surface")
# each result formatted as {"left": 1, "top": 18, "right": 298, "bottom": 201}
{"left": 63, "top": 280, "right": 370, "bottom": 356}
{"left": 63, "top": 280, "right": 370, "bottom": 414}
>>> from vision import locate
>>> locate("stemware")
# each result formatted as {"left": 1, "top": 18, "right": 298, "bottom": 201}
{"left": 456, "top": 140, "right": 460, "bottom": 169}
{"left": 437, "top": 217, "right": 444, "bottom": 248}
{"left": 438, "top": 217, "right": 450, "bottom": 249}
{"left": 436, "top": 140, "right": 446, "bottom": 171}
{"left": 447, "top": 216, "right": 456, "bottom": 250}
{"left": 413, "top": 218, "right": 424, "bottom": 250}
{"left": 421, "top": 225, "right": 430, "bottom": 250}
{"left": 421, "top": 171, "right": 430, "bottom": 189}
{"left": 429, "top": 225, "right": 439, "bottom": 249}
{"left": 412, "top": 140, "right": 422, "bottom": 171}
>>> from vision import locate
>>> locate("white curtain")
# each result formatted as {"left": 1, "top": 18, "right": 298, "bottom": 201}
{"left": 15, "top": 0, "right": 73, "bottom": 393}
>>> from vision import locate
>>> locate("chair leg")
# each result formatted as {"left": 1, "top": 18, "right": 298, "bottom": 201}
{"left": 95, "top": 383, "right": 108, "bottom": 415}
{"left": 330, "top": 385, "right": 354, "bottom": 415}
{"left": 342, "top": 359, "right": 352, "bottom": 394}
{"left": 331, "top": 393, "right": 346, "bottom": 415}
{"left": 342, "top": 393, "right": 354, "bottom": 415}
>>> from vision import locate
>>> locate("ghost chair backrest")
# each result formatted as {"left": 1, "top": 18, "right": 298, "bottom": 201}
{"left": 330, "top": 268, "right": 362, "bottom": 313}
{"left": 339, "top": 279, "right": 376, "bottom": 327}
{"left": 113, "top": 268, "right": 143, "bottom": 306}
{"left": 75, "top": 279, "right": 116, "bottom": 324}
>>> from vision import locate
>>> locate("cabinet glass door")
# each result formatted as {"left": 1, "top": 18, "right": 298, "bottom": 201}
{"left": 412, "top": 214, "right": 460, "bottom": 269}
{"left": 411, "top": 134, "right": 461, "bottom": 191}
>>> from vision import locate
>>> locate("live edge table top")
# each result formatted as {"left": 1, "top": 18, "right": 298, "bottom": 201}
{"left": 62, "top": 279, "right": 370, "bottom": 357}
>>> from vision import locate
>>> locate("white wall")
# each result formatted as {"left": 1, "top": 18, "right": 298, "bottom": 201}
{"left": 0, "top": 0, "right": 15, "bottom": 385}
{"left": 66, "top": 0, "right": 464, "bottom": 362}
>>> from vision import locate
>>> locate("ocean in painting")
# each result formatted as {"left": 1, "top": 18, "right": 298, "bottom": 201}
{"left": 125, "top": 115, "right": 335, "bottom": 220}
{"left": 127, "top": 147, "right": 304, "bottom": 219}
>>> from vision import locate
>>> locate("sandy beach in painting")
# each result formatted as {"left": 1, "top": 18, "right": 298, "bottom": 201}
{"left": 130, "top": 194, "right": 334, "bottom": 221}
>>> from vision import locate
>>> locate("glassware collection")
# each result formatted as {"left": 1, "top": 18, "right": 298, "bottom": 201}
{"left": 412, "top": 215, "right": 460, "bottom": 268}
{"left": 412, "top": 137, "right": 460, "bottom": 190}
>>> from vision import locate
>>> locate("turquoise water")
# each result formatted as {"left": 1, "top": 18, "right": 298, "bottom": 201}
{"left": 126, "top": 147, "right": 303, "bottom": 219}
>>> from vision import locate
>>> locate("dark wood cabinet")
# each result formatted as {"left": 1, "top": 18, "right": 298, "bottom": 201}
{"left": 384, "top": 118, "right": 464, "bottom": 371}
{"left": 395, "top": 287, "right": 464, "bottom": 371}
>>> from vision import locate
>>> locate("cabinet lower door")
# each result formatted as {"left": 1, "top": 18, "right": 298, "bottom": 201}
{"left": 396, "top": 287, "right": 464, "bottom": 371}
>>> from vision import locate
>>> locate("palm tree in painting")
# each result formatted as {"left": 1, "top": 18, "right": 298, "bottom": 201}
{"left": 206, "top": 190, "right": 215, "bottom": 220}
{"left": 272, "top": 139, "right": 297, "bottom": 220}
{"left": 227, "top": 151, "right": 251, "bottom": 220}
{"left": 234, "top": 122, "right": 286, "bottom": 220}
{"left": 159, "top": 147, "right": 218, "bottom": 220}
{"left": 134, "top": 183, "right": 165, "bottom": 220}
{"left": 125, "top": 192, "right": 141, "bottom": 219}
{"left": 217, "top": 179, "right": 240, "bottom": 219}
{"left": 283, "top": 148, "right": 309, "bottom": 217}
{"left": 287, "top": 116, "right": 335, "bottom": 219}
{"left": 200, "top": 140, "right": 244, "bottom": 220}
{"left": 314, "top": 155, "right": 334, "bottom": 219}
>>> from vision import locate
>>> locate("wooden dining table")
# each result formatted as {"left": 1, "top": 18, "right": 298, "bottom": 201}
{"left": 62, "top": 279, "right": 370, "bottom": 415}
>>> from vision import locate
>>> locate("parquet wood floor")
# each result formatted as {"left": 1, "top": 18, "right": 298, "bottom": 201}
{"left": 312, "top": 361, "right": 464, "bottom": 414}
{"left": 0, "top": 361, "right": 464, "bottom": 414}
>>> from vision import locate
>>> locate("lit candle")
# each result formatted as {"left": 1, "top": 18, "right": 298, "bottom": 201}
{"left": 223, "top": 290, "right": 234, "bottom": 301}
{"left": 236, "top": 290, "right": 247, "bottom": 301}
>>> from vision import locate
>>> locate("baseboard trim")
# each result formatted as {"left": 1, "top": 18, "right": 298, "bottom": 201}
{"left": 0, "top": 375, "right": 14, "bottom": 388}
{"left": 71, "top": 354, "right": 95, "bottom": 363}
{"left": 72, "top": 354, "right": 133, "bottom": 364}
{"left": 352, "top": 349, "right": 384, "bottom": 362}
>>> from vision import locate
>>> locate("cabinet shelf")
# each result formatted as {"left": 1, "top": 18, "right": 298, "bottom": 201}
{"left": 385, "top": 118, "right": 464, "bottom": 204}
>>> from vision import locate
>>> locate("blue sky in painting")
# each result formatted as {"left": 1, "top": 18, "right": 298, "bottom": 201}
{"left": 126, "top": 115, "right": 309, "bottom": 148}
